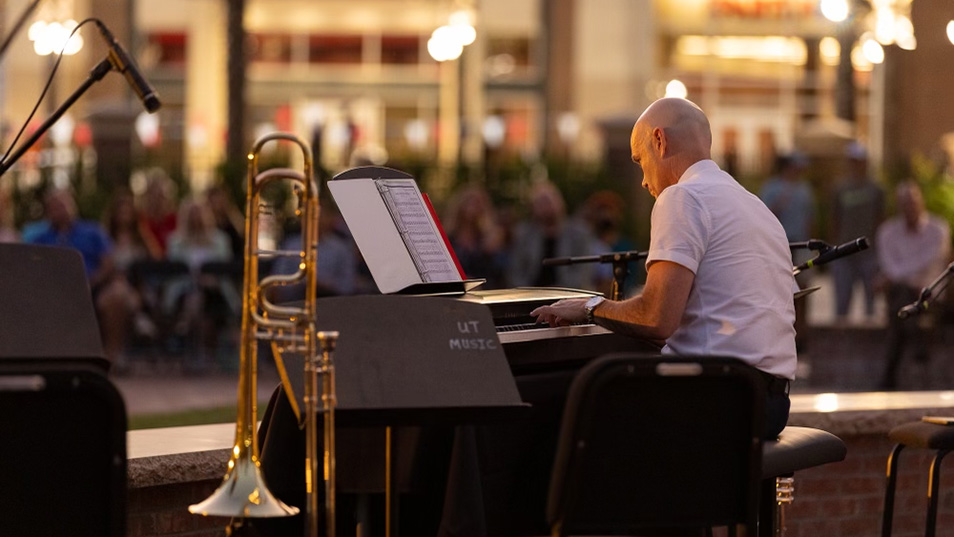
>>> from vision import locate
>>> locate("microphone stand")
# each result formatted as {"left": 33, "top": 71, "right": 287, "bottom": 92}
{"left": 898, "top": 261, "right": 954, "bottom": 319}
{"left": 0, "top": 57, "right": 112, "bottom": 177}
{"left": 542, "top": 250, "right": 647, "bottom": 301}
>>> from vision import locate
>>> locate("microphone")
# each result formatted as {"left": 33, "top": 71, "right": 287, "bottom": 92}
{"left": 898, "top": 301, "right": 924, "bottom": 319}
{"left": 794, "top": 237, "right": 869, "bottom": 272}
{"left": 95, "top": 21, "right": 161, "bottom": 113}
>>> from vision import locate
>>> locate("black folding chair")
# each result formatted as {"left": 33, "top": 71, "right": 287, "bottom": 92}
{"left": 547, "top": 354, "right": 764, "bottom": 537}
{"left": 0, "top": 364, "right": 127, "bottom": 536}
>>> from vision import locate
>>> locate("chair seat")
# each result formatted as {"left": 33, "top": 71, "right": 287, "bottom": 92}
{"left": 762, "top": 426, "right": 847, "bottom": 479}
{"left": 888, "top": 421, "right": 954, "bottom": 449}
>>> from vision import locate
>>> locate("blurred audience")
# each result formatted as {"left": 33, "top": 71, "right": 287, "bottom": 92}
{"left": 104, "top": 187, "right": 162, "bottom": 269}
{"left": 760, "top": 151, "right": 815, "bottom": 350}
{"left": 207, "top": 183, "right": 245, "bottom": 259}
{"left": 830, "top": 142, "right": 884, "bottom": 324}
{"left": 442, "top": 184, "right": 508, "bottom": 289}
{"left": 139, "top": 168, "right": 179, "bottom": 256}
{"left": 508, "top": 181, "right": 601, "bottom": 290}
{"left": 166, "top": 196, "right": 235, "bottom": 370}
{"left": 579, "top": 190, "right": 639, "bottom": 298}
{"left": 0, "top": 188, "right": 17, "bottom": 243}
{"left": 24, "top": 188, "right": 135, "bottom": 369}
{"left": 270, "top": 204, "right": 359, "bottom": 302}
{"left": 875, "top": 181, "right": 951, "bottom": 389}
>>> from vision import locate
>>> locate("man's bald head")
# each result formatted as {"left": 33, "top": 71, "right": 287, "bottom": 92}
{"left": 630, "top": 98, "right": 713, "bottom": 197}
{"left": 634, "top": 98, "right": 712, "bottom": 156}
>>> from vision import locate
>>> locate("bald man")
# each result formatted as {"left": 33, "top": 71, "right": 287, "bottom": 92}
{"left": 532, "top": 98, "right": 797, "bottom": 438}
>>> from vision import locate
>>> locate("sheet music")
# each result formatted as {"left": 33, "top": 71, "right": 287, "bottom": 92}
{"left": 378, "top": 180, "right": 460, "bottom": 283}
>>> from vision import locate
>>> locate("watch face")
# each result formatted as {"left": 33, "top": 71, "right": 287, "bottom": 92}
{"left": 585, "top": 296, "right": 604, "bottom": 312}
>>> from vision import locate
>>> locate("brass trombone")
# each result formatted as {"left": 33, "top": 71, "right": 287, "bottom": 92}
{"left": 189, "top": 133, "right": 337, "bottom": 537}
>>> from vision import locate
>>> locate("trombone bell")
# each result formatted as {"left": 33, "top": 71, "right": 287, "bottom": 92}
{"left": 188, "top": 452, "right": 299, "bottom": 518}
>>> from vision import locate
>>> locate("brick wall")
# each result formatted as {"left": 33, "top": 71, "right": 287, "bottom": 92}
{"left": 785, "top": 435, "right": 954, "bottom": 537}
{"left": 128, "top": 480, "right": 226, "bottom": 537}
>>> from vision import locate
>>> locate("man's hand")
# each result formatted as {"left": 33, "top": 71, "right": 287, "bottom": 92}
{"left": 531, "top": 298, "right": 588, "bottom": 327}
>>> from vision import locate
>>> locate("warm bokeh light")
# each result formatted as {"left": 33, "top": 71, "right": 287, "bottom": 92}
{"left": 427, "top": 25, "right": 464, "bottom": 62}
{"left": 664, "top": 79, "right": 688, "bottom": 99}
{"left": 675, "top": 36, "right": 807, "bottom": 65}
{"left": 820, "top": 0, "right": 849, "bottom": 22}
{"left": 947, "top": 20, "right": 954, "bottom": 45}
{"left": 819, "top": 36, "right": 841, "bottom": 66}
{"left": 862, "top": 37, "right": 885, "bottom": 64}
{"left": 449, "top": 10, "right": 477, "bottom": 47}
{"left": 29, "top": 19, "right": 83, "bottom": 56}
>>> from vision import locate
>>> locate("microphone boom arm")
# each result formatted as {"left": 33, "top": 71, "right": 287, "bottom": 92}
{"left": 542, "top": 250, "right": 647, "bottom": 301}
{"left": 898, "top": 261, "right": 954, "bottom": 319}
{"left": 0, "top": 58, "right": 112, "bottom": 177}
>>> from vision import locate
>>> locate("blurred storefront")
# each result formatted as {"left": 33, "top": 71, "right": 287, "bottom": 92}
{"left": 2, "top": 0, "right": 954, "bottom": 197}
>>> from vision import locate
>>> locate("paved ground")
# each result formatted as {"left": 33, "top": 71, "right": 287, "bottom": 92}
{"left": 112, "top": 273, "right": 905, "bottom": 418}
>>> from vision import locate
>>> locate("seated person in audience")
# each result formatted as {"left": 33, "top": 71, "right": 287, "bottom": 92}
{"left": 442, "top": 184, "right": 507, "bottom": 289}
{"left": 508, "top": 181, "right": 601, "bottom": 290}
{"left": 25, "top": 188, "right": 136, "bottom": 370}
{"left": 0, "top": 188, "right": 17, "bottom": 243}
{"left": 166, "top": 196, "right": 235, "bottom": 369}
{"left": 533, "top": 98, "right": 797, "bottom": 439}
{"left": 102, "top": 188, "right": 164, "bottom": 347}
{"left": 270, "top": 204, "right": 358, "bottom": 303}
{"left": 139, "top": 167, "right": 179, "bottom": 256}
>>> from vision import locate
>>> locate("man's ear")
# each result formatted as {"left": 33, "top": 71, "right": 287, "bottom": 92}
{"left": 653, "top": 127, "right": 667, "bottom": 156}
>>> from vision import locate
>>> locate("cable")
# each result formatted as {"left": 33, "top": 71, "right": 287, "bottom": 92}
{"left": 0, "top": 18, "right": 98, "bottom": 170}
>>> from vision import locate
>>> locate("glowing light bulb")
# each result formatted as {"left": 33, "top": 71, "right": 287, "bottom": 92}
{"left": 664, "top": 79, "right": 688, "bottom": 99}
{"left": 820, "top": 0, "right": 849, "bottom": 22}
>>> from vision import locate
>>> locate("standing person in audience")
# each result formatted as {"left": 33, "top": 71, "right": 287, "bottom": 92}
{"left": 532, "top": 97, "right": 796, "bottom": 440}
{"left": 760, "top": 151, "right": 815, "bottom": 352}
{"left": 25, "top": 188, "right": 135, "bottom": 370}
{"left": 443, "top": 184, "right": 508, "bottom": 289}
{"left": 876, "top": 181, "right": 950, "bottom": 389}
{"left": 830, "top": 142, "right": 884, "bottom": 324}
{"left": 508, "top": 181, "right": 601, "bottom": 290}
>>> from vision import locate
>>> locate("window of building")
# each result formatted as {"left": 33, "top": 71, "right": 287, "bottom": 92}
{"left": 146, "top": 32, "right": 187, "bottom": 67}
{"left": 249, "top": 33, "right": 292, "bottom": 64}
{"left": 309, "top": 35, "right": 363, "bottom": 64}
{"left": 486, "top": 36, "right": 533, "bottom": 79}
{"left": 381, "top": 35, "right": 421, "bottom": 65}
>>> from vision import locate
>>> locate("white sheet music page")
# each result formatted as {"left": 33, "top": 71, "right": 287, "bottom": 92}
{"left": 327, "top": 178, "right": 420, "bottom": 294}
{"left": 377, "top": 179, "right": 460, "bottom": 283}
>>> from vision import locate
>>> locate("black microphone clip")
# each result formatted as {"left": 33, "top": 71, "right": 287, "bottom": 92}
{"left": 95, "top": 20, "right": 161, "bottom": 113}
{"left": 794, "top": 236, "right": 869, "bottom": 273}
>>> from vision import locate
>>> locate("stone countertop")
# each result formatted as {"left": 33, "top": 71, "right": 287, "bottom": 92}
{"left": 127, "top": 391, "right": 954, "bottom": 489}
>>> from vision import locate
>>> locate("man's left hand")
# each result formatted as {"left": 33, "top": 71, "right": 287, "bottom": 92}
{"left": 531, "top": 298, "right": 587, "bottom": 327}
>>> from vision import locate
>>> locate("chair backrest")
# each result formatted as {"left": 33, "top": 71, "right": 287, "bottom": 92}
{"left": 547, "top": 354, "right": 765, "bottom": 536}
{"left": 0, "top": 364, "right": 127, "bottom": 536}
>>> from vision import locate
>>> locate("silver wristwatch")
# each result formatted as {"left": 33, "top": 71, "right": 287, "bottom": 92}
{"left": 584, "top": 296, "right": 605, "bottom": 324}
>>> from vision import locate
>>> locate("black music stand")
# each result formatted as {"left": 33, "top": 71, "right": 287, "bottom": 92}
{"left": 0, "top": 243, "right": 107, "bottom": 371}
{"left": 263, "top": 295, "right": 527, "bottom": 537}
